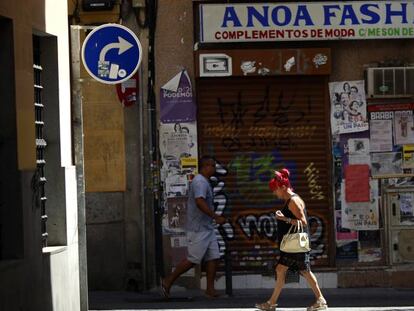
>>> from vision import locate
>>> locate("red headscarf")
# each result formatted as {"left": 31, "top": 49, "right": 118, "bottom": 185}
{"left": 269, "top": 168, "right": 292, "bottom": 191}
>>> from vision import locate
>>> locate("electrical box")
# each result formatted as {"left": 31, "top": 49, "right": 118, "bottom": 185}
{"left": 386, "top": 190, "right": 414, "bottom": 264}
{"left": 82, "top": 0, "right": 116, "bottom": 11}
{"left": 389, "top": 192, "right": 414, "bottom": 226}
{"left": 366, "top": 67, "right": 414, "bottom": 98}
{"left": 391, "top": 229, "right": 414, "bottom": 263}
{"left": 78, "top": 1, "right": 120, "bottom": 24}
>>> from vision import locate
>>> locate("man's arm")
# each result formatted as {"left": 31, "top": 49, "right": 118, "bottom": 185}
{"left": 195, "top": 197, "right": 226, "bottom": 225}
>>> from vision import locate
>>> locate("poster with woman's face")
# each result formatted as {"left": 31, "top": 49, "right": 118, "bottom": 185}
{"left": 159, "top": 121, "right": 198, "bottom": 184}
{"left": 329, "top": 80, "right": 369, "bottom": 134}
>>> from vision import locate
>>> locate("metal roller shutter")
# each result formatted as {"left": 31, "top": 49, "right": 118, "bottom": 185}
{"left": 197, "top": 75, "right": 333, "bottom": 273}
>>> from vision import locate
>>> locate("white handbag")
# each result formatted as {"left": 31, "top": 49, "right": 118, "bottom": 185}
{"left": 280, "top": 221, "right": 311, "bottom": 253}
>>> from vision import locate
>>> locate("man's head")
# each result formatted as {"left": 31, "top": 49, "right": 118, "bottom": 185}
{"left": 199, "top": 156, "right": 216, "bottom": 178}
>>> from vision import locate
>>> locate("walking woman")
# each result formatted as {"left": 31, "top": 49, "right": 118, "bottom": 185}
{"left": 255, "top": 168, "right": 328, "bottom": 311}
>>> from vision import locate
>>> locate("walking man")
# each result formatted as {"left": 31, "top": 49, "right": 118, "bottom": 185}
{"left": 161, "top": 156, "right": 226, "bottom": 298}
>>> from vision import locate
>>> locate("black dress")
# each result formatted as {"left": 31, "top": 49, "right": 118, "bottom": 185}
{"left": 276, "top": 194, "right": 311, "bottom": 272}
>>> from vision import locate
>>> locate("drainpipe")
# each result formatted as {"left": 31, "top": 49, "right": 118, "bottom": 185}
{"left": 146, "top": 0, "right": 163, "bottom": 282}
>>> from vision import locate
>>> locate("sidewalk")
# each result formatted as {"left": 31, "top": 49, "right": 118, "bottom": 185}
{"left": 89, "top": 287, "right": 414, "bottom": 310}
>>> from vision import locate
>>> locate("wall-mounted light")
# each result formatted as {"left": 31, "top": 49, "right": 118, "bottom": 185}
{"left": 82, "top": 0, "right": 116, "bottom": 11}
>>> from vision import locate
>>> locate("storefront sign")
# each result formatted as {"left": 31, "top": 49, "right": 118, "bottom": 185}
{"left": 199, "top": 1, "right": 414, "bottom": 42}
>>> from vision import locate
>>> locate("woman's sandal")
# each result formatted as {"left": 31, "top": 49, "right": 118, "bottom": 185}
{"left": 306, "top": 297, "right": 328, "bottom": 311}
{"left": 159, "top": 278, "right": 169, "bottom": 299}
{"left": 255, "top": 301, "right": 278, "bottom": 311}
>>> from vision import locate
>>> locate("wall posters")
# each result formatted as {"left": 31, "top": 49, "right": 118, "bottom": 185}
{"left": 371, "top": 152, "right": 403, "bottom": 177}
{"left": 370, "top": 119, "right": 393, "bottom": 152}
{"left": 159, "top": 70, "right": 199, "bottom": 274}
{"left": 329, "top": 80, "right": 369, "bottom": 134}
{"left": 358, "top": 231, "right": 382, "bottom": 263}
{"left": 345, "top": 164, "right": 370, "bottom": 202}
{"left": 348, "top": 138, "right": 371, "bottom": 167}
{"left": 367, "top": 103, "right": 414, "bottom": 177}
{"left": 159, "top": 122, "right": 198, "bottom": 182}
{"left": 160, "top": 70, "right": 196, "bottom": 123}
{"left": 159, "top": 70, "right": 199, "bottom": 265}
{"left": 394, "top": 110, "right": 414, "bottom": 145}
{"left": 339, "top": 131, "right": 370, "bottom": 174}
{"left": 335, "top": 210, "right": 358, "bottom": 242}
{"left": 160, "top": 121, "right": 198, "bottom": 236}
{"left": 403, "top": 145, "right": 414, "bottom": 168}
{"left": 341, "top": 180, "right": 379, "bottom": 231}
{"left": 163, "top": 197, "right": 187, "bottom": 234}
{"left": 332, "top": 98, "right": 414, "bottom": 264}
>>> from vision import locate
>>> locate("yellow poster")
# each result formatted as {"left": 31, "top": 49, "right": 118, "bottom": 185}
{"left": 403, "top": 145, "right": 414, "bottom": 169}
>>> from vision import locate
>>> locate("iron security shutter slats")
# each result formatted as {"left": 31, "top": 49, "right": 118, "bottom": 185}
{"left": 197, "top": 76, "right": 331, "bottom": 273}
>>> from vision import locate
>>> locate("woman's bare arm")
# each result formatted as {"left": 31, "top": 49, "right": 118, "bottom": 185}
{"left": 288, "top": 197, "right": 307, "bottom": 226}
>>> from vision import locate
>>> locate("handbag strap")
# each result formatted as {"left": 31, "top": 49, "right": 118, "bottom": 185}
{"left": 297, "top": 220, "right": 303, "bottom": 232}
{"left": 287, "top": 221, "right": 304, "bottom": 234}
{"left": 286, "top": 223, "right": 295, "bottom": 235}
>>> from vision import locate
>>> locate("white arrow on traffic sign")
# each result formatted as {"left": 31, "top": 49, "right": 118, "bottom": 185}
{"left": 99, "top": 36, "right": 133, "bottom": 62}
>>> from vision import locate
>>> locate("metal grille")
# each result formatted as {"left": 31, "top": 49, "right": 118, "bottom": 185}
{"left": 197, "top": 76, "right": 332, "bottom": 273}
{"left": 33, "top": 36, "right": 48, "bottom": 247}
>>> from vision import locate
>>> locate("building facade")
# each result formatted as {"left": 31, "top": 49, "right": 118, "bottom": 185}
{"left": 68, "top": 0, "right": 159, "bottom": 292}
{"left": 0, "top": 0, "right": 86, "bottom": 310}
{"left": 156, "top": 0, "right": 414, "bottom": 290}
{"left": 60, "top": 0, "right": 414, "bottom": 293}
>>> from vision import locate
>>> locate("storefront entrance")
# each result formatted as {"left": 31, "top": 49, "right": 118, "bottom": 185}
{"left": 197, "top": 75, "right": 334, "bottom": 272}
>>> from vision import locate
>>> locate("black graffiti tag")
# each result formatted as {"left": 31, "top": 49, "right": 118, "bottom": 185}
{"left": 237, "top": 213, "right": 278, "bottom": 240}
{"left": 236, "top": 213, "right": 326, "bottom": 259}
{"left": 272, "top": 90, "right": 306, "bottom": 126}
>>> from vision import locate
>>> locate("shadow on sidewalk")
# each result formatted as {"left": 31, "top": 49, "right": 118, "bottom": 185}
{"left": 89, "top": 288, "right": 414, "bottom": 310}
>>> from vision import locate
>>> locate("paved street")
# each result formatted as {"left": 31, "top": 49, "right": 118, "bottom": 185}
{"left": 90, "top": 309, "right": 414, "bottom": 311}
{"left": 89, "top": 288, "right": 414, "bottom": 311}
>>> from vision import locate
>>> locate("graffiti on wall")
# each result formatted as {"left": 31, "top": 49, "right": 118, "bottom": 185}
{"left": 199, "top": 80, "right": 331, "bottom": 267}
{"left": 237, "top": 213, "right": 277, "bottom": 240}
{"left": 235, "top": 212, "right": 326, "bottom": 259}
{"left": 228, "top": 152, "right": 295, "bottom": 204}
{"left": 304, "top": 162, "right": 326, "bottom": 200}
{"left": 204, "top": 87, "right": 316, "bottom": 152}
{"left": 212, "top": 153, "right": 328, "bottom": 263}
{"left": 210, "top": 160, "right": 234, "bottom": 255}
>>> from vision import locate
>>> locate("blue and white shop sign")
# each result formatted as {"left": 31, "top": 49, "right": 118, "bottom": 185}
{"left": 81, "top": 23, "right": 142, "bottom": 84}
{"left": 199, "top": 1, "right": 414, "bottom": 43}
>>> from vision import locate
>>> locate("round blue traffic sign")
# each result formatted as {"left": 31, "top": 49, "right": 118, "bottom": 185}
{"left": 81, "top": 23, "right": 142, "bottom": 84}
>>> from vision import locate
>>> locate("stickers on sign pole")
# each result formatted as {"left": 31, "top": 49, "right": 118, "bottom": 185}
{"left": 116, "top": 72, "right": 138, "bottom": 107}
{"left": 81, "top": 23, "right": 142, "bottom": 84}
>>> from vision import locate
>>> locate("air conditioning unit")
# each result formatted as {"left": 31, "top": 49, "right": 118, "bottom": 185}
{"left": 366, "top": 67, "right": 414, "bottom": 98}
